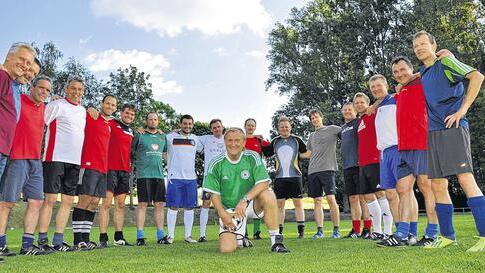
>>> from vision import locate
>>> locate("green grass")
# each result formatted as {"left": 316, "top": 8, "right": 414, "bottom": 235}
{"left": 1, "top": 214, "right": 484, "bottom": 273}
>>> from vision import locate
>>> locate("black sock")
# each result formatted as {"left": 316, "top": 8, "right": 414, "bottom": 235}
{"left": 333, "top": 226, "right": 339, "bottom": 232}
{"left": 82, "top": 210, "right": 96, "bottom": 243}
{"left": 297, "top": 221, "right": 305, "bottom": 235}
{"left": 114, "top": 231, "right": 124, "bottom": 241}
{"left": 100, "top": 233, "right": 108, "bottom": 242}
{"left": 72, "top": 208, "right": 85, "bottom": 245}
{"left": 279, "top": 224, "right": 284, "bottom": 235}
{"left": 317, "top": 226, "right": 323, "bottom": 233}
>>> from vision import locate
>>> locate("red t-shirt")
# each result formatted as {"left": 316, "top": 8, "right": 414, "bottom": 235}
{"left": 80, "top": 114, "right": 112, "bottom": 173}
{"left": 245, "top": 136, "right": 270, "bottom": 155}
{"left": 107, "top": 119, "right": 133, "bottom": 172}
{"left": 10, "top": 94, "right": 45, "bottom": 160}
{"left": 357, "top": 113, "right": 380, "bottom": 166}
{"left": 395, "top": 77, "right": 428, "bottom": 151}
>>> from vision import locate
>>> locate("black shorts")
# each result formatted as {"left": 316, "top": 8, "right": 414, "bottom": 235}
{"left": 307, "top": 171, "right": 336, "bottom": 198}
{"left": 107, "top": 170, "right": 131, "bottom": 196}
{"left": 273, "top": 177, "right": 303, "bottom": 199}
{"left": 43, "top": 162, "right": 80, "bottom": 196}
{"left": 359, "top": 164, "right": 382, "bottom": 194}
{"left": 136, "top": 178, "right": 166, "bottom": 203}
{"left": 201, "top": 191, "right": 212, "bottom": 201}
{"left": 344, "top": 167, "right": 360, "bottom": 196}
{"left": 77, "top": 168, "right": 107, "bottom": 198}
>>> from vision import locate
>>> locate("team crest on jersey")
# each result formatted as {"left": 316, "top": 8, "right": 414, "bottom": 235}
{"left": 151, "top": 144, "right": 160, "bottom": 151}
{"left": 240, "top": 170, "right": 250, "bottom": 180}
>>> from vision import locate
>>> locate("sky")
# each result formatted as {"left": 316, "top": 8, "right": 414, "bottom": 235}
{"left": 0, "top": 0, "right": 309, "bottom": 137}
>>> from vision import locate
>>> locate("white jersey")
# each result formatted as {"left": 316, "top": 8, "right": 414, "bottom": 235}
{"left": 43, "top": 98, "right": 86, "bottom": 165}
{"left": 166, "top": 131, "right": 203, "bottom": 180}
{"left": 199, "top": 134, "right": 226, "bottom": 175}
{"left": 375, "top": 95, "right": 398, "bottom": 151}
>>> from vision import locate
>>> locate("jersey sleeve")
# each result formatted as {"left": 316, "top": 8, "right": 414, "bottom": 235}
{"left": 441, "top": 57, "right": 476, "bottom": 83}
{"left": 252, "top": 154, "right": 270, "bottom": 184}
{"left": 296, "top": 137, "right": 307, "bottom": 153}
{"left": 195, "top": 136, "right": 203, "bottom": 152}
{"left": 262, "top": 139, "right": 275, "bottom": 157}
{"left": 44, "top": 101, "right": 61, "bottom": 125}
{"left": 202, "top": 160, "right": 221, "bottom": 195}
{"left": 0, "top": 71, "right": 10, "bottom": 98}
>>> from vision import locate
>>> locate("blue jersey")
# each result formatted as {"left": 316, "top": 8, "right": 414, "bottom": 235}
{"left": 420, "top": 57, "right": 476, "bottom": 131}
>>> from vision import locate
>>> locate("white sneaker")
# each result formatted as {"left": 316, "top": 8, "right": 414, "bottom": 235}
{"left": 184, "top": 236, "right": 198, "bottom": 243}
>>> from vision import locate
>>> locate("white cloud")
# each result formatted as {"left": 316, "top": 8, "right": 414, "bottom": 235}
{"left": 213, "top": 47, "right": 230, "bottom": 57}
{"left": 84, "top": 49, "right": 182, "bottom": 98}
{"left": 79, "top": 36, "right": 92, "bottom": 47}
{"left": 245, "top": 50, "right": 266, "bottom": 58}
{"left": 90, "top": 0, "right": 271, "bottom": 37}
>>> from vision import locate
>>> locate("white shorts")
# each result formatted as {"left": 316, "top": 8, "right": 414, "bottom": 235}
{"left": 218, "top": 200, "right": 264, "bottom": 239}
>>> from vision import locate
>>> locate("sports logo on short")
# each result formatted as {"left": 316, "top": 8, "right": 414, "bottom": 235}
{"left": 151, "top": 144, "right": 160, "bottom": 151}
{"left": 240, "top": 170, "right": 250, "bottom": 180}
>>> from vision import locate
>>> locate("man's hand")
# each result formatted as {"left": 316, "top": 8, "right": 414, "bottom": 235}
{"left": 136, "top": 128, "right": 146, "bottom": 134}
{"left": 366, "top": 104, "right": 377, "bottom": 115}
{"left": 444, "top": 108, "right": 466, "bottom": 128}
{"left": 221, "top": 211, "right": 236, "bottom": 231}
{"left": 87, "top": 107, "right": 99, "bottom": 120}
{"left": 437, "top": 49, "right": 454, "bottom": 59}
{"left": 234, "top": 200, "right": 247, "bottom": 219}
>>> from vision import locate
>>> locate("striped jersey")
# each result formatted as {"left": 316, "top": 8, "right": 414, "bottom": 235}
{"left": 166, "top": 131, "right": 202, "bottom": 180}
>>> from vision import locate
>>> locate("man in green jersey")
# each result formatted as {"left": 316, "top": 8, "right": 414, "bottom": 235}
{"left": 203, "top": 127, "right": 290, "bottom": 253}
{"left": 131, "top": 112, "right": 168, "bottom": 246}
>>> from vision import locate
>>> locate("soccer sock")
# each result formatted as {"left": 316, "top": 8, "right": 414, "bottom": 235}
{"left": 395, "top": 222, "right": 410, "bottom": 240}
{"left": 156, "top": 229, "right": 165, "bottom": 240}
{"left": 82, "top": 210, "right": 96, "bottom": 243}
{"left": 53, "top": 232, "right": 64, "bottom": 246}
{"left": 317, "top": 226, "right": 323, "bottom": 234}
{"left": 167, "top": 209, "right": 178, "bottom": 238}
{"left": 38, "top": 232, "right": 48, "bottom": 244}
{"left": 268, "top": 229, "right": 280, "bottom": 246}
{"left": 297, "top": 221, "right": 305, "bottom": 235}
{"left": 395, "top": 222, "right": 400, "bottom": 230}
{"left": 364, "top": 220, "right": 372, "bottom": 230}
{"left": 378, "top": 197, "right": 393, "bottom": 235}
{"left": 199, "top": 207, "right": 209, "bottom": 237}
{"left": 0, "top": 234, "right": 6, "bottom": 248}
{"left": 352, "top": 220, "right": 361, "bottom": 234}
{"left": 425, "top": 223, "right": 439, "bottom": 239}
{"left": 72, "top": 207, "right": 85, "bottom": 245}
{"left": 253, "top": 219, "right": 261, "bottom": 235}
{"left": 99, "top": 233, "right": 108, "bottom": 242}
{"left": 435, "top": 203, "right": 455, "bottom": 240}
{"left": 279, "top": 224, "right": 284, "bottom": 235}
{"left": 184, "top": 210, "right": 195, "bottom": 239}
{"left": 137, "top": 229, "right": 145, "bottom": 240}
{"left": 467, "top": 196, "right": 485, "bottom": 237}
{"left": 367, "top": 199, "right": 382, "bottom": 234}
{"left": 21, "top": 233, "right": 35, "bottom": 249}
{"left": 409, "top": 221, "right": 418, "bottom": 237}
{"left": 114, "top": 231, "right": 124, "bottom": 241}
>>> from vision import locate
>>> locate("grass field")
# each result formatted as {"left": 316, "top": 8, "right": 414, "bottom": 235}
{"left": 1, "top": 214, "right": 484, "bottom": 273}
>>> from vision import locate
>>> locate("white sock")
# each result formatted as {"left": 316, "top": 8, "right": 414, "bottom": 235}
{"left": 367, "top": 200, "right": 382, "bottom": 234}
{"left": 184, "top": 210, "right": 195, "bottom": 239}
{"left": 167, "top": 209, "right": 178, "bottom": 238}
{"left": 378, "top": 197, "right": 393, "bottom": 235}
{"left": 268, "top": 229, "right": 280, "bottom": 246}
{"left": 199, "top": 208, "right": 209, "bottom": 237}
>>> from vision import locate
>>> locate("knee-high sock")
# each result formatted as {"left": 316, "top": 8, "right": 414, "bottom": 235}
{"left": 184, "top": 210, "right": 195, "bottom": 239}
{"left": 167, "top": 209, "right": 178, "bottom": 238}
{"left": 378, "top": 197, "right": 393, "bottom": 235}
{"left": 199, "top": 208, "right": 209, "bottom": 237}
{"left": 367, "top": 200, "right": 382, "bottom": 234}
{"left": 82, "top": 210, "right": 96, "bottom": 243}
{"left": 468, "top": 196, "right": 485, "bottom": 237}
{"left": 435, "top": 203, "right": 455, "bottom": 240}
{"left": 72, "top": 208, "right": 86, "bottom": 245}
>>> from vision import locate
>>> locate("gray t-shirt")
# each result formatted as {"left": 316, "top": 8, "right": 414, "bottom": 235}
{"left": 307, "top": 125, "right": 341, "bottom": 174}
{"left": 339, "top": 118, "right": 359, "bottom": 169}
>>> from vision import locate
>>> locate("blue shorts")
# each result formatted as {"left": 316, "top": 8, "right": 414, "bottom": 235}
{"left": 398, "top": 150, "right": 428, "bottom": 179}
{"left": 0, "top": 159, "right": 44, "bottom": 202}
{"left": 166, "top": 179, "right": 198, "bottom": 208}
{"left": 380, "top": 146, "right": 400, "bottom": 190}
{"left": 0, "top": 153, "right": 8, "bottom": 178}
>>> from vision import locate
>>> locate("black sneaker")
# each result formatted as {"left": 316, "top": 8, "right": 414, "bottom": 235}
{"left": 198, "top": 236, "right": 208, "bottom": 243}
{"left": 74, "top": 242, "right": 90, "bottom": 251}
{"left": 271, "top": 235, "right": 290, "bottom": 253}
{"left": 0, "top": 246, "right": 16, "bottom": 257}
{"left": 414, "top": 236, "right": 436, "bottom": 247}
{"left": 376, "top": 235, "right": 408, "bottom": 247}
{"left": 344, "top": 229, "right": 360, "bottom": 239}
{"left": 136, "top": 238, "right": 146, "bottom": 246}
{"left": 98, "top": 241, "right": 109, "bottom": 248}
{"left": 114, "top": 239, "right": 133, "bottom": 246}
{"left": 240, "top": 237, "right": 253, "bottom": 248}
{"left": 369, "top": 232, "right": 385, "bottom": 241}
{"left": 53, "top": 242, "right": 75, "bottom": 252}
{"left": 86, "top": 241, "right": 98, "bottom": 250}
{"left": 253, "top": 231, "right": 262, "bottom": 240}
{"left": 20, "top": 245, "right": 46, "bottom": 256}
{"left": 360, "top": 228, "right": 370, "bottom": 239}
{"left": 38, "top": 244, "right": 55, "bottom": 254}
{"left": 158, "top": 236, "right": 173, "bottom": 245}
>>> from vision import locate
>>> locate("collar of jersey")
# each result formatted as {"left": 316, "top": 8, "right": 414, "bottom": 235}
{"left": 225, "top": 152, "right": 243, "bottom": 164}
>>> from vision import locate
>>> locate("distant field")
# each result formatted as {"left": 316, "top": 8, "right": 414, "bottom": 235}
{"left": 1, "top": 214, "right": 483, "bottom": 273}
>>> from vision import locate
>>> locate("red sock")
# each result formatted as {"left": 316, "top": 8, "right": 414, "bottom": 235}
{"left": 364, "top": 220, "right": 372, "bottom": 230}
{"left": 352, "top": 220, "right": 361, "bottom": 234}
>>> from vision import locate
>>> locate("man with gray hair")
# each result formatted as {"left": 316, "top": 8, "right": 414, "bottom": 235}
{"left": 0, "top": 75, "right": 52, "bottom": 256}
{"left": 37, "top": 75, "right": 87, "bottom": 252}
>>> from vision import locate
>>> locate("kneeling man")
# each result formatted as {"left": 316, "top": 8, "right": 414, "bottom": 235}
{"left": 203, "top": 127, "right": 290, "bottom": 253}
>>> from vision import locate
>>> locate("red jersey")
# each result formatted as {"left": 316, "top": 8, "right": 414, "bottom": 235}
{"left": 10, "top": 94, "right": 45, "bottom": 160}
{"left": 107, "top": 119, "right": 133, "bottom": 172}
{"left": 395, "top": 77, "right": 428, "bottom": 150}
{"left": 245, "top": 136, "right": 270, "bottom": 156}
{"left": 81, "top": 114, "right": 112, "bottom": 173}
{"left": 357, "top": 113, "right": 380, "bottom": 166}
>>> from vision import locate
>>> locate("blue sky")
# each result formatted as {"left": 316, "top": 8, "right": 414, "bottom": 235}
{"left": 1, "top": 0, "right": 309, "bottom": 136}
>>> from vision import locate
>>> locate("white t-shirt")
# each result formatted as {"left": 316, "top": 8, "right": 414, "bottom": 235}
{"left": 43, "top": 98, "right": 86, "bottom": 165}
{"left": 166, "top": 131, "right": 203, "bottom": 180}
{"left": 199, "top": 134, "right": 226, "bottom": 175}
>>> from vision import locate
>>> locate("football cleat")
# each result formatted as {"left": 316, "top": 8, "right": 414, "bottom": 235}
{"left": 163, "top": 236, "right": 174, "bottom": 244}
{"left": 239, "top": 236, "right": 254, "bottom": 248}
{"left": 311, "top": 231, "right": 324, "bottom": 240}
{"left": 0, "top": 246, "right": 16, "bottom": 257}
{"left": 407, "top": 234, "right": 418, "bottom": 246}
{"left": 136, "top": 238, "right": 146, "bottom": 246}
{"left": 20, "top": 245, "right": 47, "bottom": 256}
{"left": 53, "top": 242, "right": 75, "bottom": 252}
{"left": 369, "top": 232, "right": 385, "bottom": 241}
{"left": 184, "top": 237, "right": 198, "bottom": 244}
{"left": 414, "top": 236, "right": 435, "bottom": 247}
{"left": 86, "top": 241, "right": 98, "bottom": 250}
{"left": 114, "top": 239, "right": 133, "bottom": 246}
{"left": 271, "top": 235, "right": 290, "bottom": 253}
{"left": 466, "top": 236, "right": 485, "bottom": 252}
{"left": 253, "top": 231, "right": 262, "bottom": 240}
{"left": 74, "top": 242, "right": 90, "bottom": 251}
{"left": 38, "top": 243, "right": 55, "bottom": 254}
{"left": 98, "top": 241, "right": 109, "bottom": 248}
{"left": 376, "top": 235, "right": 408, "bottom": 247}
{"left": 198, "top": 236, "right": 208, "bottom": 243}
{"left": 344, "top": 229, "right": 360, "bottom": 239}
{"left": 423, "top": 236, "right": 456, "bottom": 249}
{"left": 330, "top": 230, "right": 341, "bottom": 239}
{"left": 360, "top": 228, "right": 371, "bottom": 239}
